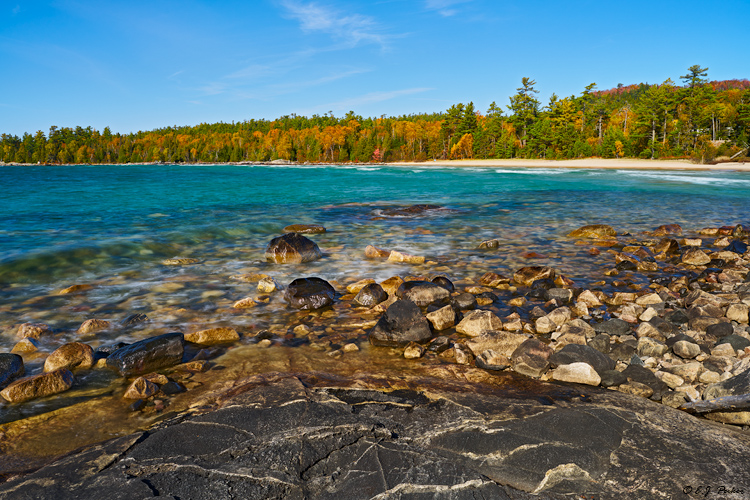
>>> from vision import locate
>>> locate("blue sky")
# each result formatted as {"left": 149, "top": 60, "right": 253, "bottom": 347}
{"left": 2, "top": 0, "right": 749, "bottom": 136}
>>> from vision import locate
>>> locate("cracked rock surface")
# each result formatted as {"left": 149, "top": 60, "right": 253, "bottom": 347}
{"left": 2, "top": 375, "right": 750, "bottom": 499}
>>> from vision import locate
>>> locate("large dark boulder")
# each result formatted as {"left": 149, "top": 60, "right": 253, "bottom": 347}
{"left": 549, "top": 344, "right": 616, "bottom": 375}
{"left": 284, "top": 277, "right": 335, "bottom": 310}
{"left": 369, "top": 300, "right": 432, "bottom": 347}
{"left": 0, "top": 353, "right": 24, "bottom": 389}
{"left": 106, "top": 332, "right": 184, "bottom": 377}
{"left": 265, "top": 233, "right": 322, "bottom": 264}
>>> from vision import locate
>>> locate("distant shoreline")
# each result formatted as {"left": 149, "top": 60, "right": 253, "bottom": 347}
{"left": 2, "top": 157, "right": 749, "bottom": 171}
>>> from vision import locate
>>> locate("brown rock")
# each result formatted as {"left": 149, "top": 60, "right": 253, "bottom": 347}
{"left": 59, "top": 284, "right": 93, "bottom": 294}
{"left": 681, "top": 248, "right": 711, "bottom": 266}
{"left": 617, "top": 381, "right": 654, "bottom": 398}
{"left": 403, "top": 342, "right": 426, "bottom": 359}
{"left": 0, "top": 369, "right": 74, "bottom": 403}
{"left": 283, "top": 224, "right": 326, "bottom": 234}
{"left": 365, "top": 245, "right": 390, "bottom": 259}
{"left": 653, "top": 224, "right": 682, "bottom": 236}
{"left": 124, "top": 376, "right": 160, "bottom": 399}
{"left": 16, "top": 323, "right": 51, "bottom": 340}
{"left": 346, "top": 279, "right": 376, "bottom": 294}
{"left": 568, "top": 224, "right": 617, "bottom": 239}
{"left": 513, "top": 266, "right": 555, "bottom": 287}
{"left": 77, "top": 318, "right": 110, "bottom": 335}
{"left": 479, "top": 272, "right": 509, "bottom": 287}
{"left": 184, "top": 327, "right": 240, "bottom": 345}
{"left": 43, "top": 342, "right": 94, "bottom": 372}
{"left": 380, "top": 276, "right": 405, "bottom": 296}
{"left": 233, "top": 297, "right": 258, "bottom": 309}
{"left": 11, "top": 337, "right": 39, "bottom": 354}
{"left": 455, "top": 310, "right": 503, "bottom": 337}
{"left": 552, "top": 362, "right": 602, "bottom": 386}
{"left": 465, "top": 331, "right": 530, "bottom": 358}
{"left": 425, "top": 305, "right": 455, "bottom": 331}
{"left": 388, "top": 250, "right": 425, "bottom": 265}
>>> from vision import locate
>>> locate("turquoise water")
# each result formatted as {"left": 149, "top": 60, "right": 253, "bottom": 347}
{"left": 1, "top": 163, "right": 749, "bottom": 420}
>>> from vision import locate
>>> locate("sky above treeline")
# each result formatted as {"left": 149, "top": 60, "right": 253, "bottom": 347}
{"left": 2, "top": 0, "right": 749, "bottom": 136}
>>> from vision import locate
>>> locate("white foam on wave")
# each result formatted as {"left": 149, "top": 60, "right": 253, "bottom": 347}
{"left": 494, "top": 168, "right": 567, "bottom": 175}
{"left": 618, "top": 170, "right": 750, "bottom": 186}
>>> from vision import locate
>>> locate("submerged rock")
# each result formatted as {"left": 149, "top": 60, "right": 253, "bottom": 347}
{"left": 513, "top": 266, "right": 556, "bottom": 287}
{"left": 396, "top": 281, "right": 450, "bottom": 307}
{"left": 16, "top": 323, "right": 51, "bottom": 340}
{"left": 77, "top": 318, "right": 110, "bottom": 335}
{"left": 282, "top": 224, "right": 326, "bottom": 234}
{"left": 265, "top": 232, "right": 322, "bottom": 264}
{"left": 106, "top": 332, "right": 185, "bottom": 377}
{"left": 0, "top": 353, "right": 24, "bottom": 389}
{"left": 380, "top": 204, "right": 441, "bottom": 217}
{"left": 184, "top": 327, "right": 240, "bottom": 345}
{"left": 284, "top": 277, "right": 336, "bottom": 310}
{"left": 369, "top": 300, "right": 432, "bottom": 347}
{"left": 0, "top": 368, "right": 74, "bottom": 403}
{"left": 568, "top": 224, "right": 617, "bottom": 239}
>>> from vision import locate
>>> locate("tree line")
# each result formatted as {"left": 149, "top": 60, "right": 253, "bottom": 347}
{"left": 2, "top": 66, "right": 749, "bottom": 165}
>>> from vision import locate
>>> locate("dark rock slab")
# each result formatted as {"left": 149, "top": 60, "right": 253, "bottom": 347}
{"left": 265, "top": 232, "right": 322, "bottom": 264}
{"left": 6, "top": 375, "right": 750, "bottom": 500}
{"left": 0, "top": 353, "right": 24, "bottom": 389}
{"left": 284, "top": 277, "right": 335, "bottom": 310}
{"left": 369, "top": 300, "right": 432, "bottom": 347}
{"left": 106, "top": 332, "right": 184, "bottom": 377}
{"left": 704, "top": 368, "right": 750, "bottom": 400}
{"left": 549, "top": 344, "right": 616, "bottom": 375}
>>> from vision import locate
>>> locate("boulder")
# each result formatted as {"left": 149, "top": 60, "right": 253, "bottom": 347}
{"left": 124, "top": 377, "right": 160, "bottom": 399}
{"left": 0, "top": 353, "right": 24, "bottom": 389}
{"left": 184, "top": 327, "right": 240, "bottom": 345}
{"left": 106, "top": 332, "right": 185, "bottom": 377}
{"left": 455, "top": 310, "right": 503, "bottom": 337}
{"left": 369, "top": 300, "right": 432, "bottom": 347}
{"left": 353, "top": 283, "right": 388, "bottom": 307}
{"left": 425, "top": 304, "right": 455, "bottom": 331}
{"left": 43, "top": 342, "right": 95, "bottom": 372}
{"left": 0, "top": 369, "right": 74, "bottom": 403}
{"left": 552, "top": 362, "right": 602, "bottom": 386}
{"left": 265, "top": 233, "right": 322, "bottom": 264}
{"left": 549, "top": 344, "right": 616, "bottom": 375}
{"left": 475, "top": 350, "right": 510, "bottom": 371}
{"left": 568, "top": 224, "right": 617, "bottom": 239}
{"left": 284, "top": 277, "right": 335, "bottom": 310}
{"left": 511, "top": 338, "right": 553, "bottom": 378}
{"left": 395, "top": 281, "right": 450, "bottom": 307}
{"left": 431, "top": 276, "right": 455, "bottom": 293}
{"left": 513, "top": 266, "right": 555, "bottom": 287}
{"left": 465, "top": 331, "right": 530, "bottom": 358}
{"left": 681, "top": 248, "right": 711, "bottom": 266}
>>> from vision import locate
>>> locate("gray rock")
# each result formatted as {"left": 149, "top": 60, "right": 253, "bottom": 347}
{"left": 106, "top": 332, "right": 185, "bottom": 377}
{"left": 588, "top": 334, "right": 611, "bottom": 355}
{"left": 672, "top": 340, "right": 701, "bottom": 359}
{"left": 593, "top": 319, "right": 631, "bottom": 336}
{"left": 452, "top": 292, "right": 477, "bottom": 310}
{"left": 600, "top": 370, "right": 627, "bottom": 387}
{"left": 716, "top": 335, "right": 750, "bottom": 351}
{"left": 284, "top": 277, "right": 335, "bottom": 310}
{"left": 369, "top": 300, "right": 432, "bottom": 347}
{"left": 425, "top": 304, "right": 455, "bottom": 331}
{"left": 431, "top": 276, "right": 455, "bottom": 293}
{"left": 621, "top": 364, "right": 669, "bottom": 401}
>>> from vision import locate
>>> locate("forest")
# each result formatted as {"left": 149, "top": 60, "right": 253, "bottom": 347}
{"left": 2, "top": 66, "right": 749, "bottom": 165}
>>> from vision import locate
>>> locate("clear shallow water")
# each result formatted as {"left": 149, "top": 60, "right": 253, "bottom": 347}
{"left": 1, "top": 163, "right": 749, "bottom": 420}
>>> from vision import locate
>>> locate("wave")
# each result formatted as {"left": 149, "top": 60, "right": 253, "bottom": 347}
{"left": 494, "top": 168, "right": 567, "bottom": 175}
{"left": 617, "top": 171, "right": 750, "bottom": 186}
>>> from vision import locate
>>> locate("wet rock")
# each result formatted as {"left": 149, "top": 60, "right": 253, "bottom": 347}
{"left": 43, "top": 342, "right": 95, "bottom": 372}
{"left": 106, "top": 332, "right": 185, "bottom": 377}
{"left": 653, "top": 223, "right": 682, "bottom": 236}
{"left": 593, "top": 318, "right": 631, "bottom": 336}
{"left": 576, "top": 289, "right": 603, "bottom": 307}
{"left": 479, "top": 272, "right": 509, "bottom": 287}
{"left": 549, "top": 344, "right": 616, "bottom": 375}
{"left": 618, "top": 380, "right": 654, "bottom": 398}
{"left": 16, "top": 322, "right": 51, "bottom": 340}
{"left": 265, "top": 232, "right": 322, "bottom": 264}
{"left": 552, "top": 362, "right": 602, "bottom": 386}
{"left": 403, "top": 342, "right": 426, "bottom": 359}
{"left": 387, "top": 250, "right": 425, "bottom": 264}
{"left": 569, "top": 224, "right": 617, "bottom": 239}
{"left": 257, "top": 277, "right": 279, "bottom": 293}
{"left": 513, "top": 266, "right": 555, "bottom": 287}
{"left": 396, "top": 281, "right": 450, "bottom": 307}
{"left": 681, "top": 248, "right": 711, "bottom": 266}
{"left": 464, "top": 330, "right": 529, "bottom": 358}
{"left": 724, "top": 240, "right": 748, "bottom": 254}
{"left": 0, "top": 353, "right": 25, "bottom": 389}
{"left": 282, "top": 224, "right": 326, "bottom": 234}
{"left": 77, "top": 319, "right": 110, "bottom": 335}
{"left": 232, "top": 297, "right": 258, "bottom": 309}
{"left": 0, "top": 368, "right": 74, "bottom": 403}
{"left": 364, "top": 245, "right": 390, "bottom": 259}
{"left": 478, "top": 239, "right": 500, "bottom": 249}
{"left": 379, "top": 276, "right": 404, "bottom": 296}
{"left": 425, "top": 304, "right": 455, "bottom": 331}
{"left": 121, "top": 313, "right": 148, "bottom": 327}
{"left": 427, "top": 336, "right": 452, "bottom": 353}
{"left": 654, "top": 238, "right": 680, "bottom": 255}
{"left": 452, "top": 292, "right": 478, "bottom": 310}
{"left": 369, "top": 300, "right": 432, "bottom": 347}
{"left": 11, "top": 337, "right": 39, "bottom": 354}
{"left": 475, "top": 350, "right": 510, "bottom": 371}
{"left": 124, "top": 377, "right": 160, "bottom": 399}
{"left": 545, "top": 288, "right": 573, "bottom": 304}
{"left": 511, "top": 338, "right": 553, "bottom": 378}
{"left": 455, "top": 310, "right": 503, "bottom": 337}
{"left": 353, "top": 283, "right": 388, "bottom": 307}
{"left": 162, "top": 257, "right": 200, "bottom": 266}
{"left": 346, "top": 279, "right": 375, "bottom": 294}
{"left": 184, "top": 327, "right": 240, "bottom": 345}
{"left": 430, "top": 276, "right": 454, "bottom": 293}
{"left": 284, "top": 277, "right": 335, "bottom": 310}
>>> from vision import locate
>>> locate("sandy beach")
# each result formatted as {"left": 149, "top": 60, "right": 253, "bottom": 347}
{"left": 388, "top": 157, "right": 750, "bottom": 171}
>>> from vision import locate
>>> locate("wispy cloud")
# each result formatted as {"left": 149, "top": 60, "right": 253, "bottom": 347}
{"left": 309, "top": 87, "right": 433, "bottom": 114}
{"left": 424, "top": 0, "right": 472, "bottom": 17}
{"left": 279, "top": 1, "right": 393, "bottom": 49}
